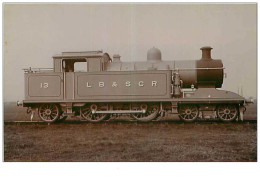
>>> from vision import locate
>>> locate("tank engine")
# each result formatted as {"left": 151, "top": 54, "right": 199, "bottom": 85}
{"left": 17, "top": 46, "right": 251, "bottom": 122}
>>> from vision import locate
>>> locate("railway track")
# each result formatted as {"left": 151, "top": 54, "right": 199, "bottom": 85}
{"left": 4, "top": 119, "right": 257, "bottom": 125}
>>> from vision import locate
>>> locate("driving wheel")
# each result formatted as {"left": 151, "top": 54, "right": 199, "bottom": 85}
{"left": 131, "top": 103, "right": 160, "bottom": 122}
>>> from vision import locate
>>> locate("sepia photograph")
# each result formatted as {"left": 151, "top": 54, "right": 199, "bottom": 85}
{"left": 3, "top": 3, "right": 257, "bottom": 163}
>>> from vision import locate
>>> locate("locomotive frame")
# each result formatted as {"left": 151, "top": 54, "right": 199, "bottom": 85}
{"left": 17, "top": 46, "right": 252, "bottom": 123}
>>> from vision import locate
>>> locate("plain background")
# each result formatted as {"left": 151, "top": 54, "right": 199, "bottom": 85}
{"left": 3, "top": 4, "right": 257, "bottom": 102}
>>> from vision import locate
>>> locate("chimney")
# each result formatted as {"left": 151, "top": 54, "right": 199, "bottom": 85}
{"left": 200, "top": 46, "right": 213, "bottom": 60}
{"left": 113, "top": 54, "right": 121, "bottom": 62}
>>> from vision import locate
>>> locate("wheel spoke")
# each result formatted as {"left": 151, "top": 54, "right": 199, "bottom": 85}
{"left": 225, "top": 114, "right": 229, "bottom": 120}
{"left": 230, "top": 112, "right": 235, "bottom": 116}
{"left": 191, "top": 112, "right": 196, "bottom": 116}
{"left": 227, "top": 114, "right": 230, "bottom": 120}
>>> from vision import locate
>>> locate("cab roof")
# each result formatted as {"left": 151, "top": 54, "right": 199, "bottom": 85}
{"left": 52, "top": 50, "right": 110, "bottom": 59}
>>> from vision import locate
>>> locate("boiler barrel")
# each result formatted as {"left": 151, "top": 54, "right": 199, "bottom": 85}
{"left": 106, "top": 46, "right": 224, "bottom": 88}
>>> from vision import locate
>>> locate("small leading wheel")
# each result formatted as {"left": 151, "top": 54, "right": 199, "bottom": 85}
{"left": 178, "top": 105, "right": 199, "bottom": 122}
{"left": 80, "top": 104, "right": 109, "bottom": 122}
{"left": 38, "top": 104, "right": 60, "bottom": 123}
{"left": 217, "top": 104, "right": 238, "bottom": 122}
{"left": 131, "top": 103, "right": 160, "bottom": 122}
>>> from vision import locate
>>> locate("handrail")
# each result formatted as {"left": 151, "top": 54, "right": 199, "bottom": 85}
{"left": 23, "top": 67, "right": 54, "bottom": 73}
{"left": 174, "top": 67, "right": 225, "bottom": 70}
{"left": 22, "top": 67, "right": 224, "bottom": 73}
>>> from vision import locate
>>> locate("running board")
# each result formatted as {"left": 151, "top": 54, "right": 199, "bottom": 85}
{"left": 92, "top": 110, "right": 145, "bottom": 114}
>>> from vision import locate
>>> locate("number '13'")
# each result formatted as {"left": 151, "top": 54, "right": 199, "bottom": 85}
{"left": 40, "top": 83, "right": 49, "bottom": 88}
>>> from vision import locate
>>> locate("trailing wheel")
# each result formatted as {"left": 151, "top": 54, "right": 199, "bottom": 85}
{"left": 38, "top": 104, "right": 60, "bottom": 123}
{"left": 217, "top": 104, "right": 238, "bottom": 122}
{"left": 131, "top": 103, "right": 160, "bottom": 122}
{"left": 178, "top": 105, "right": 199, "bottom": 122}
{"left": 80, "top": 104, "right": 109, "bottom": 122}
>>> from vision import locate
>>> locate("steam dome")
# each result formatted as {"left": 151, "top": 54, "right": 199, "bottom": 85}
{"left": 147, "top": 47, "right": 162, "bottom": 61}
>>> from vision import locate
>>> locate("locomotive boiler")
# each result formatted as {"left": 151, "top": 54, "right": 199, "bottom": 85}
{"left": 17, "top": 46, "right": 251, "bottom": 122}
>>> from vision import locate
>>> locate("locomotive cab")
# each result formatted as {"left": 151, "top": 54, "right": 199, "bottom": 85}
{"left": 53, "top": 50, "right": 111, "bottom": 73}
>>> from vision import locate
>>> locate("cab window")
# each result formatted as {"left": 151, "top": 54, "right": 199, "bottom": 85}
{"left": 62, "top": 59, "right": 87, "bottom": 72}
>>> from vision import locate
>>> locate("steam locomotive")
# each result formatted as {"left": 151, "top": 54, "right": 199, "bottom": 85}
{"left": 17, "top": 46, "right": 252, "bottom": 122}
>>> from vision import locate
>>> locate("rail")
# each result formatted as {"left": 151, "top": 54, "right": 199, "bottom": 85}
{"left": 23, "top": 67, "right": 54, "bottom": 73}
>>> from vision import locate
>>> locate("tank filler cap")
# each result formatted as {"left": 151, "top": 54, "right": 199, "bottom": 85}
{"left": 147, "top": 47, "right": 162, "bottom": 61}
